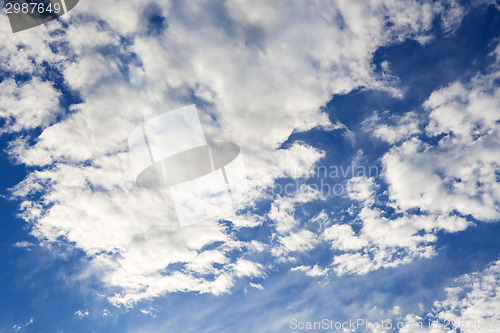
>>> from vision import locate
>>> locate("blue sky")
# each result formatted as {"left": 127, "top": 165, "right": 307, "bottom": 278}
{"left": 1, "top": 1, "right": 500, "bottom": 332}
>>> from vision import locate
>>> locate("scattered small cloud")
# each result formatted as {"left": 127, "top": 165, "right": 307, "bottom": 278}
{"left": 139, "top": 308, "right": 158, "bottom": 318}
{"left": 12, "top": 241, "right": 35, "bottom": 251}
{"left": 74, "top": 310, "right": 89, "bottom": 319}
{"left": 249, "top": 282, "right": 264, "bottom": 290}
{"left": 12, "top": 318, "right": 33, "bottom": 332}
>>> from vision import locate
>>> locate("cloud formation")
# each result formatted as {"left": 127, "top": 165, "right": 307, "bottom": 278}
{"left": 1, "top": 0, "right": 474, "bottom": 307}
{"left": 276, "top": 35, "right": 500, "bottom": 278}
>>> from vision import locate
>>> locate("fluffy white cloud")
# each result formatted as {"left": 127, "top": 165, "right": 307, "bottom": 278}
{"left": 431, "top": 260, "right": 500, "bottom": 332}
{"left": 393, "top": 260, "right": 500, "bottom": 333}
{"left": 346, "top": 176, "right": 377, "bottom": 203}
{"left": 0, "top": 78, "right": 62, "bottom": 133}
{"left": 383, "top": 73, "right": 500, "bottom": 222}
{"left": 323, "top": 223, "right": 368, "bottom": 251}
{"left": 287, "top": 32, "right": 500, "bottom": 279}
{"left": 272, "top": 229, "right": 320, "bottom": 257}
{"left": 1, "top": 0, "right": 472, "bottom": 306}
{"left": 364, "top": 111, "right": 421, "bottom": 144}
{"left": 312, "top": 41, "right": 500, "bottom": 277}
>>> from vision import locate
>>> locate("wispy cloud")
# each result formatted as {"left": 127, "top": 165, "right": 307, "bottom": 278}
{"left": 74, "top": 310, "right": 89, "bottom": 319}
{"left": 12, "top": 318, "right": 33, "bottom": 332}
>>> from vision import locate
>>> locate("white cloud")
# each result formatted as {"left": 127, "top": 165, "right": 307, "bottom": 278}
{"left": 383, "top": 75, "right": 500, "bottom": 221}
{"left": 139, "top": 308, "right": 157, "bottom": 318}
{"left": 13, "top": 241, "right": 35, "bottom": 251}
{"left": 287, "top": 178, "right": 469, "bottom": 277}
{"left": 268, "top": 185, "right": 324, "bottom": 234}
{"left": 364, "top": 111, "right": 421, "bottom": 144}
{"left": 291, "top": 264, "right": 329, "bottom": 277}
{"left": 12, "top": 318, "right": 33, "bottom": 332}
{"left": 0, "top": 78, "right": 62, "bottom": 133}
{"left": 1, "top": 0, "right": 473, "bottom": 307}
{"left": 322, "top": 224, "right": 368, "bottom": 251}
{"left": 0, "top": 19, "right": 66, "bottom": 75}
{"left": 346, "top": 176, "right": 377, "bottom": 203}
{"left": 231, "top": 259, "right": 264, "bottom": 278}
{"left": 275, "top": 143, "right": 326, "bottom": 179}
{"left": 74, "top": 310, "right": 89, "bottom": 319}
{"left": 273, "top": 229, "right": 320, "bottom": 257}
{"left": 268, "top": 185, "right": 327, "bottom": 261}
{"left": 323, "top": 43, "right": 500, "bottom": 276}
{"left": 275, "top": 51, "right": 500, "bottom": 275}
{"left": 431, "top": 260, "right": 500, "bottom": 332}
{"left": 248, "top": 282, "right": 264, "bottom": 290}
{"left": 332, "top": 252, "right": 375, "bottom": 276}
{"left": 394, "top": 260, "right": 500, "bottom": 333}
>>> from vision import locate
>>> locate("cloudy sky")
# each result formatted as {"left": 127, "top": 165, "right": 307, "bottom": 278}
{"left": 1, "top": 0, "right": 500, "bottom": 332}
